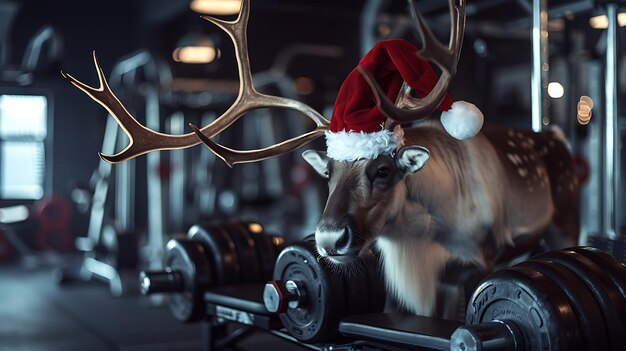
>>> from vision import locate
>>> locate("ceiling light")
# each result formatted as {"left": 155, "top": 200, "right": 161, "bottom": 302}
{"left": 172, "top": 33, "right": 220, "bottom": 64}
{"left": 190, "top": 0, "right": 241, "bottom": 15}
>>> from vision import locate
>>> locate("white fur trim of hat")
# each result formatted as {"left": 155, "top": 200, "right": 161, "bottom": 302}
{"left": 325, "top": 125, "right": 405, "bottom": 161}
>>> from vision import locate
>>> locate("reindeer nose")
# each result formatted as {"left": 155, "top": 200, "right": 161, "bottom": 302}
{"left": 334, "top": 227, "right": 351, "bottom": 254}
{"left": 315, "top": 227, "right": 352, "bottom": 256}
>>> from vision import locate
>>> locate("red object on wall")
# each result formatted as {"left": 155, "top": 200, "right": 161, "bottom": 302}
{"left": 34, "top": 196, "right": 72, "bottom": 252}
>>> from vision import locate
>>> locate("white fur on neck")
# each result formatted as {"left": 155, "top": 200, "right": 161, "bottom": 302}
{"left": 376, "top": 236, "right": 450, "bottom": 316}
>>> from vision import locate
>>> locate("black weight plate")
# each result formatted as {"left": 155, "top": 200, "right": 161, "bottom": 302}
{"left": 569, "top": 247, "right": 626, "bottom": 302}
{"left": 534, "top": 250, "right": 626, "bottom": 351}
{"left": 341, "top": 256, "right": 370, "bottom": 317}
{"left": 188, "top": 224, "right": 240, "bottom": 286}
{"left": 521, "top": 258, "right": 608, "bottom": 351}
{"left": 223, "top": 220, "right": 262, "bottom": 283}
{"left": 269, "top": 233, "right": 286, "bottom": 255}
{"left": 273, "top": 239, "right": 346, "bottom": 342}
{"left": 164, "top": 239, "right": 212, "bottom": 322}
{"left": 249, "top": 230, "right": 279, "bottom": 281}
{"left": 507, "top": 265, "right": 583, "bottom": 351}
{"left": 361, "top": 249, "right": 386, "bottom": 313}
{"left": 467, "top": 267, "right": 580, "bottom": 351}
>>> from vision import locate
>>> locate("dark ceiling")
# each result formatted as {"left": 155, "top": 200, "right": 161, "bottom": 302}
{"left": 1, "top": 0, "right": 606, "bottom": 79}
{"left": 0, "top": 0, "right": 619, "bottom": 194}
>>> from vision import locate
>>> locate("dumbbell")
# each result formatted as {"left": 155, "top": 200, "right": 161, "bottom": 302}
{"left": 263, "top": 237, "right": 386, "bottom": 342}
{"left": 141, "top": 219, "right": 284, "bottom": 322}
{"left": 457, "top": 246, "right": 626, "bottom": 351}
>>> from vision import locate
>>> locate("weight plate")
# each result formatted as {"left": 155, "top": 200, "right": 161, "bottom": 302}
{"left": 360, "top": 249, "right": 386, "bottom": 314}
{"left": 534, "top": 249, "right": 626, "bottom": 351}
{"left": 188, "top": 224, "right": 240, "bottom": 286}
{"left": 568, "top": 247, "right": 626, "bottom": 303}
{"left": 269, "top": 233, "right": 286, "bottom": 255}
{"left": 224, "top": 220, "right": 262, "bottom": 283}
{"left": 521, "top": 258, "right": 608, "bottom": 351}
{"left": 273, "top": 239, "right": 346, "bottom": 342}
{"left": 342, "top": 256, "right": 370, "bottom": 317}
{"left": 249, "top": 230, "right": 279, "bottom": 281}
{"left": 467, "top": 267, "right": 580, "bottom": 351}
{"left": 164, "top": 239, "right": 212, "bottom": 322}
{"left": 352, "top": 250, "right": 386, "bottom": 315}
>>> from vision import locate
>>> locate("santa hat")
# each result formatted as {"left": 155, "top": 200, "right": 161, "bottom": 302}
{"left": 326, "top": 39, "right": 484, "bottom": 161}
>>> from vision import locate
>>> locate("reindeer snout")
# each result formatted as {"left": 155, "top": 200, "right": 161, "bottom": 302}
{"left": 315, "top": 226, "right": 353, "bottom": 258}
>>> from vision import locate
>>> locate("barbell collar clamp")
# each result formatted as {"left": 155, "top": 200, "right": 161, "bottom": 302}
{"left": 139, "top": 269, "right": 184, "bottom": 295}
{"left": 450, "top": 320, "right": 522, "bottom": 351}
{"left": 263, "top": 279, "right": 306, "bottom": 313}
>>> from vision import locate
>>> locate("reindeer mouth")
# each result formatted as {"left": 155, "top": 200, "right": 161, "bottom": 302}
{"left": 325, "top": 253, "right": 357, "bottom": 264}
{"left": 317, "top": 246, "right": 361, "bottom": 265}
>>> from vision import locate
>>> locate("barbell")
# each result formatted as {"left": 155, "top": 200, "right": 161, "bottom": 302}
{"left": 140, "top": 219, "right": 285, "bottom": 322}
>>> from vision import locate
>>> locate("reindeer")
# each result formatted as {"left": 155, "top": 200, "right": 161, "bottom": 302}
{"left": 63, "top": 0, "right": 579, "bottom": 317}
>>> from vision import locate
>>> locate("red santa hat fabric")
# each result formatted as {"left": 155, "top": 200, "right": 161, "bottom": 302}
{"left": 325, "top": 39, "right": 483, "bottom": 161}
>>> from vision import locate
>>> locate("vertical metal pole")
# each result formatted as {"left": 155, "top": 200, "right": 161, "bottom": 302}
{"left": 602, "top": 3, "right": 619, "bottom": 238}
{"left": 115, "top": 130, "right": 134, "bottom": 232}
{"left": 531, "top": 0, "right": 548, "bottom": 132}
{"left": 360, "top": 0, "right": 384, "bottom": 55}
{"left": 146, "top": 87, "right": 166, "bottom": 269}
{"left": 168, "top": 112, "right": 185, "bottom": 233}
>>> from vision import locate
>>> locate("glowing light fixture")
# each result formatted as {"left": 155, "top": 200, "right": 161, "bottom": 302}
{"left": 172, "top": 33, "right": 221, "bottom": 64}
{"left": 248, "top": 223, "right": 263, "bottom": 234}
{"left": 577, "top": 96, "right": 593, "bottom": 125}
{"left": 0, "top": 205, "right": 29, "bottom": 224}
{"left": 190, "top": 0, "right": 241, "bottom": 15}
{"left": 589, "top": 12, "right": 626, "bottom": 29}
{"left": 547, "top": 82, "right": 564, "bottom": 98}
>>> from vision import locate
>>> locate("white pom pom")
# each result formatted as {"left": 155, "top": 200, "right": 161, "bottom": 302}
{"left": 440, "top": 101, "right": 484, "bottom": 140}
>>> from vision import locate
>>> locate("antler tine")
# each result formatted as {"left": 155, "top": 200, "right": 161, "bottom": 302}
{"left": 409, "top": 0, "right": 464, "bottom": 75}
{"left": 64, "top": 0, "right": 329, "bottom": 165}
{"left": 190, "top": 124, "right": 327, "bottom": 168}
{"left": 62, "top": 51, "right": 194, "bottom": 163}
{"left": 190, "top": 0, "right": 330, "bottom": 165}
{"left": 201, "top": 0, "right": 254, "bottom": 95}
{"left": 361, "top": 0, "right": 466, "bottom": 128}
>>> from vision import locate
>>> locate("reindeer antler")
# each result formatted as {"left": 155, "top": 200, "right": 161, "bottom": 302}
{"left": 63, "top": 0, "right": 329, "bottom": 165}
{"left": 359, "top": 0, "right": 466, "bottom": 129}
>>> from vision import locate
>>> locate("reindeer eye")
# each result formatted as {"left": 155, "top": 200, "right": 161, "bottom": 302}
{"left": 376, "top": 167, "right": 390, "bottom": 178}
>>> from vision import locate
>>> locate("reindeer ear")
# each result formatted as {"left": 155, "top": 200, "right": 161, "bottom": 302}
{"left": 395, "top": 146, "right": 430, "bottom": 174}
{"left": 302, "top": 150, "right": 330, "bottom": 178}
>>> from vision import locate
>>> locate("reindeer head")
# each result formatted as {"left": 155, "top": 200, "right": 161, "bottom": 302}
{"left": 64, "top": 0, "right": 481, "bottom": 266}
{"left": 303, "top": 146, "right": 429, "bottom": 263}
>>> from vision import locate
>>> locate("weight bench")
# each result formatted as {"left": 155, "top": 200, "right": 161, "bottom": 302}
{"left": 201, "top": 284, "right": 515, "bottom": 351}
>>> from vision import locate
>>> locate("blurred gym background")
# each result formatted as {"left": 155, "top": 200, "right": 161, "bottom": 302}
{"left": 0, "top": 0, "right": 624, "bottom": 350}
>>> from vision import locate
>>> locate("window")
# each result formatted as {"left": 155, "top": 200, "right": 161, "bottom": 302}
{"left": 0, "top": 94, "right": 48, "bottom": 200}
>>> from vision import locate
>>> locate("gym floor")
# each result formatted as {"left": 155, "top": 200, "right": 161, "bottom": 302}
{"left": 0, "top": 256, "right": 304, "bottom": 351}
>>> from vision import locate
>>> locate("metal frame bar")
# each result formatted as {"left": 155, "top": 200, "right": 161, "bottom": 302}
{"left": 531, "top": 0, "right": 548, "bottom": 132}
{"left": 602, "top": 3, "right": 620, "bottom": 238}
